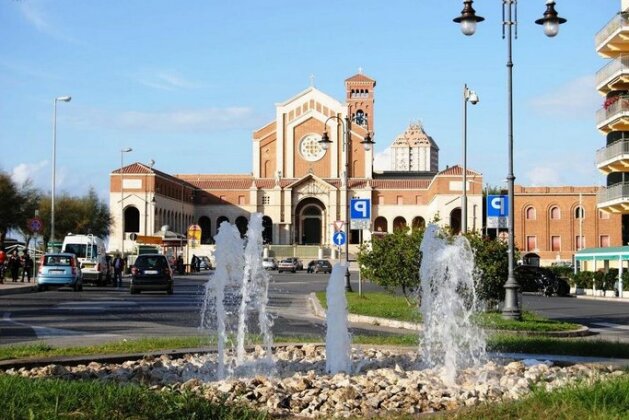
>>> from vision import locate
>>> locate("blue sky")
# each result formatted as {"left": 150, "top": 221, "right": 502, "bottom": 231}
{"left": 0, "top": 0, "right": 620, "bottom": 200}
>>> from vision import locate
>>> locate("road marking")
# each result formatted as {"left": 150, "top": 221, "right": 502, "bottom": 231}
{"left": 2, "top": 312, "right": 118, "bottom": 339}
{"left": 591, "top": 322, "right": 629, "bottom": 331}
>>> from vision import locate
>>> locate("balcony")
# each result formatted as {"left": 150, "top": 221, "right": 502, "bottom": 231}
{"left": 597, "top": 182, "right": 629, "bottom": 213}
{"left": 596, "top": 96, "right": 629, "bottom": 134}
{"left": 596, "top": 140, "right": 629, "bottom": 174}
{"left": 596, "top": 55, "right": 629, "bottom": 94}
{"left": 596, "top": 13, "right": 629, "bottom": 59}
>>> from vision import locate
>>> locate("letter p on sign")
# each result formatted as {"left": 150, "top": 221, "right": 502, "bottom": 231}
{"left": 350, "top": 198, "right": 371, "bottom": 220}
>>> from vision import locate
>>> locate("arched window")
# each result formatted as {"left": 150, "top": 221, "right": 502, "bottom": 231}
{"left": 374, "top": 217, "right": 388, "bottom": 234}
{"left": 412, "top": 216, "right": 426, "bottom": 231}
{"left": 550, "top": 206, "right": 561, "bottom": 220}
{"left": 393, "top": 216, "right": 407, "bottom": 232}
{"left": 262, "top": 216, "right": 273, "bottom": 244}
{"left": 198, "top": 216, "right": 212, "bottom": 244}
{"left": 124, "top": 206, "right": 140, "bottom": 233}
{"left": 525, "top": 206, "right": 536, "bottom": 220}
{"left": 216, "top": 216, "right": 229, "bottom": 235}
{"left": 575, "top": 206, "right": 585, "bottom": 219}
{"left": 235, "top": 216, "right": 248, "bottom": 238}
{"left": 450, "top": 208, "right": 462, "bottom": 234}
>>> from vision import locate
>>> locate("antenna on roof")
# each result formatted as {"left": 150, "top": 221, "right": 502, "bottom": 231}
{"left": 309, "top": 74, "right": 315, "bottom": 87}
{"left": 148, "top": 159, "right": 155, "bottom": 168}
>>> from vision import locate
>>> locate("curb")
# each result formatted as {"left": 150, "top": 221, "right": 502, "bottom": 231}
{"left": 574, "top": 295, "right": 629, "bottom": 304}
{"left": 0, "top": 284, "right": 37, "bottom": 296}
{"left": 308, "top": 293, "right": 591, "bottom": 337}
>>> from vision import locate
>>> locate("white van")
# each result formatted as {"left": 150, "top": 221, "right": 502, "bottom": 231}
{"left": 61, "top": 234, "right": 110, "bottom": 286}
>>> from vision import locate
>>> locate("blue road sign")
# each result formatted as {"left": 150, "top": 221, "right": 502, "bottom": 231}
{"left": 350, "top": 198, "right": 371, "bottom": 220}
{"left": 332, "top": 231, "right": 346, "bottom": 246}
{"left": 487, "top": 195, "right": 509, "bottom": 217}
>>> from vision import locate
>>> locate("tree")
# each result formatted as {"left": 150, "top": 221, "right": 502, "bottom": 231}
{"left": 15, "top": 180, "right": 42, "bottom": 248}
{"left": 465, "top": 231, "right": 511, "bottom": 307}
{"left": 358, "top": 227, "right": 423, "bottom": 305}
{"left": 37, "top": 188, "right": 112, "bottom": 245}
{"left": 0, "top": 172, "right": 40, "bottom": 248}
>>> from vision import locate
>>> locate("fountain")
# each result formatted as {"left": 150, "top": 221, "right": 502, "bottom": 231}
{"left": 13, "top": 218, "right": 617, "bottom": 417}
{"left": 325, "top": 262, "right": 351, "bottom": 374}
{"left": 419, "top": 224, "right": 486, "bottom": 384}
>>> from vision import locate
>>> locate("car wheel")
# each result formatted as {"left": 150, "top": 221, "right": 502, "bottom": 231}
{"left": 37, "top": 285, "right": 45, "bottom": 292}
{"left": 292, "top": 269, "right": 296, "bottom": 273}
{"left": 278, "top": 270, "right": 282, "bottom": 273}
{"left": 73, "top": 283, "right": 80, "bottom": 292}
{"left": 130, "top": 287, "right": 139, "bottom": 294}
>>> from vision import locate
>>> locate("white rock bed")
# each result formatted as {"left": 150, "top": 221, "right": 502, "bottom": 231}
{"left": 2, "top": 344, "right": 626, "bottom": 418}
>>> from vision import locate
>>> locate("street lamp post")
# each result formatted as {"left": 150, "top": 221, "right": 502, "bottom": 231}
{"left": 462, "top": 84, "right": 479, "bottom": 234}
{"left": 51, "top": 96, "right": 71, "bottom": 246}
{"left": 319, "top": 115, "right": 374, "bottom": 292}
{"left": 454, "top": 0, "right": 566, "bottom": 320}
{"left": 120, "top": 147, "right": 133, "bottom": 255}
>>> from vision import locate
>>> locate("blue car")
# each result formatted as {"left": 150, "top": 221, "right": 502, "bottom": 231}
{"left": 37, "top": 253, "right": 83, "bottom": 292}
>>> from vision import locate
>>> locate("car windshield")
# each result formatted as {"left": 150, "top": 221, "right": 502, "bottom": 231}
{"left": 44, "top": 255, "right": 73, "bottom": 266}
{"left": 135, "top": 256, "right": 167, "bottom": 269}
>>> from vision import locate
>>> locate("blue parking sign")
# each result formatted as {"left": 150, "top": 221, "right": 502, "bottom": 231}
{"left": 487, "top": 195, "right": 508, "bottom": 217}
{"left": 350, "top": 199, "right": 370, "bottom": 220}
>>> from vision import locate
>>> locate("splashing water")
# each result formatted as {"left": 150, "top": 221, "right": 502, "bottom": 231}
{"left": 419, "top": 224, "right": 486, "bottom": 384}
{"left": 236, "top": 213, "right": 274, "bottom": 367}
{"left": 200, "top": 221, "right": 244, "bottom": 380}
{"left": 325, "top": 262, "right": 352, "bottom": 374}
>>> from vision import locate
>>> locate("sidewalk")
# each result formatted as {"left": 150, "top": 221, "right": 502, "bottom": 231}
{"left": 574, "top": 294, "right": 629, "bottom": 303}
{"left": 0, "top": 280, "right": 37, "bottom": 296}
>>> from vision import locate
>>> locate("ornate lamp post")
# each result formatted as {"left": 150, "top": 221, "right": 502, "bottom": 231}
{"left": 51, "top": 95, "right": 71, "bottom": 246}
{"left": 454, "top": 0, "right": 566, "bottom": 320}
{"left": 319, "top": 115, "right": 374, "bottom": 292}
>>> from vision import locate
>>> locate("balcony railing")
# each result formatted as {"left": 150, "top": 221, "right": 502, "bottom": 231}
{"left": 595, "top": 13, "right": 629, "bottom": 48}
{"left": 596, "top": 55, "right": 629, "bottom": 88}
{"left": 596, "top": 97, "right": 629, "bottom": 127}
{"left": 596, "top": 139, "right": 629, "bottom": 166}
{"left": 598, "top": 182, "right": 629, "bottom": 204}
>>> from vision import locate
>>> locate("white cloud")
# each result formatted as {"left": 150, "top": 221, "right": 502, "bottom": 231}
{"left": 137, "top": 71, "right": 205, "bottom": 91}
{"left": 11, "top": 161, "right": 48, "bottom": 187}
{"left": 373, "top": 147, "right": 392, "bottom": 172}
{"left": 114, "top": 107, "right": 257, "bottom": 132}
{"left": 523, "top": 155, "right": 601, "bottom": 187}
{"left": 528, "top": 75, "right": 601, "bottom": 119}
{"left": 18, "top": 0, "right": 80, "bottom": 44}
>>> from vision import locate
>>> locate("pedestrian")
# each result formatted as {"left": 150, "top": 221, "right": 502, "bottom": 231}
{"left": 0, "top": 248, "right": 6, "bottom": 284}
{"left": 8, "top": 250, "right": 20, "bottom": 282}
{"left": 113, "top": 253, "right": 124, "bottom": 288}
{"left": 195, "top": 255, "right": 201, "bottom": 273}
{"left": 307, "top": 260, "right": 315, "bottom": 273}
{"left": 21, "top": 250, "right": 33, "bottom": 282}
{"left": 191, "top": 255, "right": 198, "bottom": 273}
{"left": 176, "top": 255, "right": 185, "bottom": 275}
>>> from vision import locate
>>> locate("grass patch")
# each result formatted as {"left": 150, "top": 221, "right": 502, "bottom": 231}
{"left": 441, "top": 373, "right": 629, "bottom": 420}
{"left": 0, "top": 374, "right": 266, "bottom": 419}
{"left": 476, "top": 311, "right": 579, "bottom": 332}
{"left": 487, "top": 334, "right": 629, "bottom": 359}
{"left": 316, "top": 291, "right": 421, "bottom": 323}
{"left": 315, "top": 292, "right": 581, "bottom": 332}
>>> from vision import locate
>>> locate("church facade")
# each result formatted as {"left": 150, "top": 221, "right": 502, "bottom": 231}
{"left": 109, "top": 73, "right": 484, "bottom": 253}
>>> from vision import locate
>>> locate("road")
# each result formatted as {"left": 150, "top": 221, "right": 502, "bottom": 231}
{"left": 522, "top": 294, "right": 629, "bottom": 341}
{"left": 1, "top": 271, "right": 627, "bottom": 347}
{"left": 0, "top": 271, "right": 396, "bottom": 347}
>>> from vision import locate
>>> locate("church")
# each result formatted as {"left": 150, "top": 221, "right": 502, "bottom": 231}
{"left": 109, "top": 72, "right": 483, "bottom": 254}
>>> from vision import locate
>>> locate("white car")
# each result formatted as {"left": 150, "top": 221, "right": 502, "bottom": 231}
{"left": 262, "top": 257, "right": 277, "bottom": 270}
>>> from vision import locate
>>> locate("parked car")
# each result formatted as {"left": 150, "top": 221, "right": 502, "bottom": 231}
{"left": 129, "top": 254, "right": 173, "bottom": 294}
{"left": 278, "top": 257, "right": 303, "bottom": 273}
{"left": 514, "top": 265, "right": 570, "bottom": 297}
{"left": 310, "top": 259, "right": 332, "bottom": 274}
{"left": 37, "top": 253, "right": 83, "bottom": 292}
{"left": 198, "top": 256, "right": 212, "bottom": 270}
{"left": 262, "top": 257, "right": 278, "bottom": 270}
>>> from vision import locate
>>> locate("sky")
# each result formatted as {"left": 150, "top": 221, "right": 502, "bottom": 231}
{"left": 0, "top": 0, "right": 621, "bottom": 202}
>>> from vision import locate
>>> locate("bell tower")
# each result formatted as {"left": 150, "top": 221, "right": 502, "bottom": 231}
{"left": 345, "top": 70, "right": 376, "bottom": 130}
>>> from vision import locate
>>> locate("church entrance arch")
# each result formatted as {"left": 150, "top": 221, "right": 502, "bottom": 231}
{"left": 294, "top": 197, "right": 325, "bottom": 245}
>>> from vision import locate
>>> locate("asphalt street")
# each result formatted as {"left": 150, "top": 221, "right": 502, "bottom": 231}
{"left": 1, "top": 270, "right": 627, "bottom": 347}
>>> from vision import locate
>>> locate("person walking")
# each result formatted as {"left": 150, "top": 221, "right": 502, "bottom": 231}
{"left": 176, "top": 255, "right": 185, "bottom": 275}
{"left": 0, "top": 248, "right": 6, "bottom": 284}
{"left": 21, "top": 250, "right": 33, "bottom": 282}
{"left": 113, "top": 254, "right": 124, "bottom": 288}
{"left": 8, "top": 250, "right": 21, "bottom": 282}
